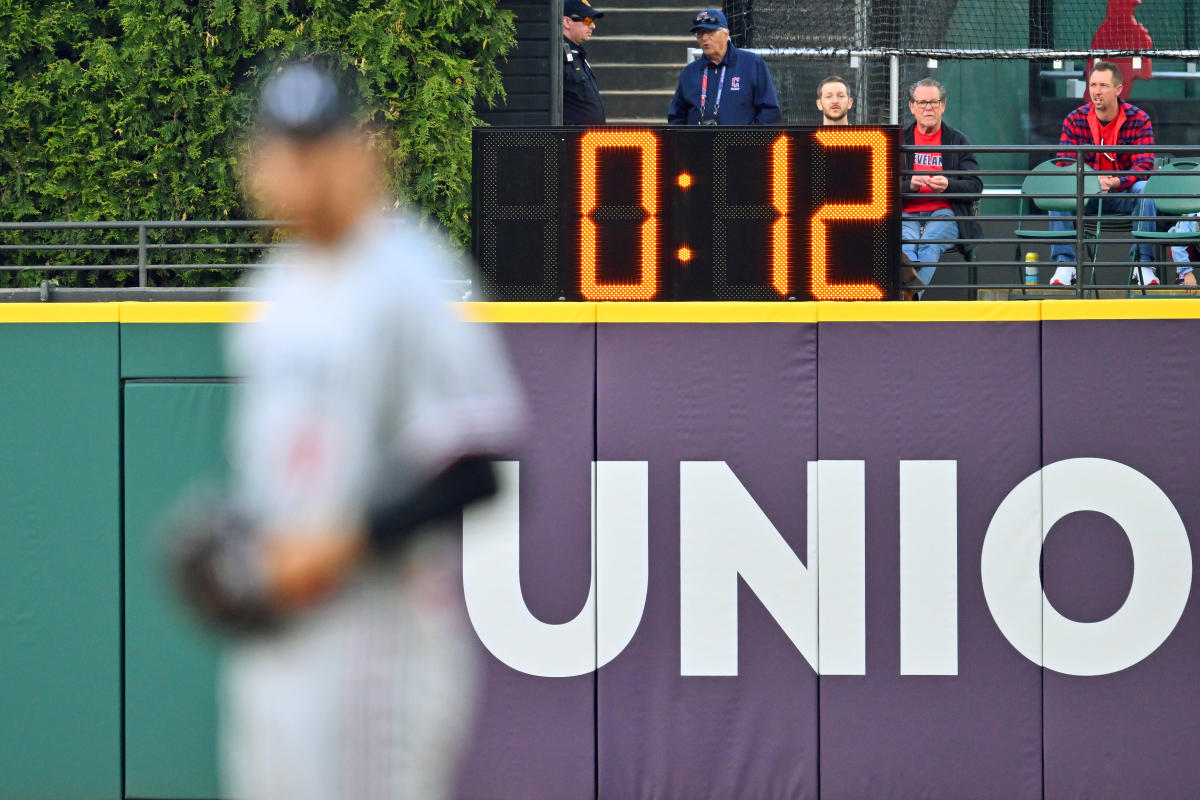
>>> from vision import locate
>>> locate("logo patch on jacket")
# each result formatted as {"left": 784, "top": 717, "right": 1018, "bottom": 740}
{"left": 731, "top": 77, "right": 741, "bottom": 90}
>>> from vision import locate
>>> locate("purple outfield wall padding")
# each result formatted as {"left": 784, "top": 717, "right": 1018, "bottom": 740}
{"left": 1041, "top": 319, "right": 1200, "bottom": 800}
{"left": 595, "top": 323, "right": 820, "bottom": 800}
{"left": 817, "top": 320, "right": 1043, "bottom": 800}
{"left": 450, "top": 309, "right": 1200, "bottom": 800}
{"left": 456, "top": 323, "right": 597, "bottom": 800}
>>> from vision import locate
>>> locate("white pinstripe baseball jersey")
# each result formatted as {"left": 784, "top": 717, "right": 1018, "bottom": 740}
{"left": 221, "top": 213, "right": 523, "bottom": 800}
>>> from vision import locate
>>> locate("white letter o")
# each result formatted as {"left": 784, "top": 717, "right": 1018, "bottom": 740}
{"left": 982, "top": 458, "right": 1191, "bottom": 676}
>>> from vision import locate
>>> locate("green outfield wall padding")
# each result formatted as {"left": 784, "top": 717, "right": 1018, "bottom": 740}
{"left": 120, "top": 324, "right": 231, "bottom": 379}
{"left": 0, "top": 323, "right": 121, "bottom": 800}
{"left": 123, "top": 381, "right": 233, "bottom": 799}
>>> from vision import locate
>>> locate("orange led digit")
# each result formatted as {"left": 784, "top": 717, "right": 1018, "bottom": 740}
{"left": 809, "top": 128, "right": 889, "bottom": 301}
{"left": 677, "top": 173, "right": 693, "bottom": 189}
{"left": 770, "top": 134, "right": 791, "bottom": 295}
{"left": 677, "top": 246, "right": 693, "bottom": 262}
{"left": 578, "top": 130, "right": 661, "bottom": 301}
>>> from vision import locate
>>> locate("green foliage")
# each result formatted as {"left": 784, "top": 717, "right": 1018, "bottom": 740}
{"left": 0, "top": 0, "right": 515, "bottom": 287}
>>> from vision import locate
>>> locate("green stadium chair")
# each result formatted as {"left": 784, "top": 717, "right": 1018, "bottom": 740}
{"left": 1131, "top": 160, "right": 1200, "bottom": 287}
{"left": 1014, "top": 158, "right": 1102, "bottom": 292}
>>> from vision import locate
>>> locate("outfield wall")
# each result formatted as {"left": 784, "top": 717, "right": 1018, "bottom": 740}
{"left": 2, "top": 301, "right": 1199, "bottom": 799}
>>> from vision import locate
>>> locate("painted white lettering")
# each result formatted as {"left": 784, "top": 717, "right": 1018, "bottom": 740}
{"left": 679, "top": 460, "right": 865, "bottom": 676}
{"left": 900, "top": 460, "right": 959, "bottom": 675}
{"left": 461, "top": 461, "right": 649, "bottom": 678}
{"left": 464, "top": 456, "right": 1190, "bottom": 680}
{"left": 982, "top": 458, "right": 1191, "bottom": 676}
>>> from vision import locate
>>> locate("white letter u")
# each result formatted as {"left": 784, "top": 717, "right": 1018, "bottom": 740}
{"left": 462, "top": 461, "right": 649, "bottom": 677}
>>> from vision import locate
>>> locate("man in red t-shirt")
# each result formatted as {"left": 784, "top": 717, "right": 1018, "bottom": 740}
{"left": 900, "top": 78, "right": 982, "bottom": 298}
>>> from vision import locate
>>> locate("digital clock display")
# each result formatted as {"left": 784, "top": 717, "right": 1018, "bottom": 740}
{"left": 472, "top": 126, "right": 900, "bottom": 301}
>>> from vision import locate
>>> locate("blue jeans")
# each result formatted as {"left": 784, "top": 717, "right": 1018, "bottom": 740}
{"left": 1049, "top": 179, "right": 1157, "bottom": 263}
{"left": 902, "top": 207, "right": 958, "bottom": 288}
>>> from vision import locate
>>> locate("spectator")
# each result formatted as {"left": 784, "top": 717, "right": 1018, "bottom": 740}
{"left": 562, "top": 0, "right": 606, "bottom": 125}
{"left": 1168, "top": 212, "right": 1199, "bottom": 289}
{"left": 817, "top": 75, "right": 853, "bottom": 125}
{"left": 900, "top": 77, "right": 982, "bottom": 298}
{"left": 667, "top": 9, "right": 781, "bottom": 125}
{"left": 1047, "top": 60, "right": 1158, "bottom": 286}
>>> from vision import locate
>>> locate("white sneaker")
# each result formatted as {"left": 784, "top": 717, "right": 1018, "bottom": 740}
{"left": 1136, "top": 266, "right": 1160, "bottom": 286}
{"left": 1049, "top": 265, "right": 1076, "bottom": 286}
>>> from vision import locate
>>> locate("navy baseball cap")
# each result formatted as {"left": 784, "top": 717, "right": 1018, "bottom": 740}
{"left": 690, "top": 9, "right": 728, "bottom": 32}
{"left": 257, "top": 61, "right": 355, "bottom": 140}
{"left": 564, "top": 0, "right": 604, "bottom": 19}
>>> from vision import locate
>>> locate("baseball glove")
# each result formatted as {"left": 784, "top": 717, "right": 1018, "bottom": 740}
{"left": 164, "top": 489, "right": 282, "bottom": 636}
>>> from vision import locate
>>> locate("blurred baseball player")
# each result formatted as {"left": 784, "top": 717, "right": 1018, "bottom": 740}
{"left": 203, "top": 61, "right": 523, "bottom": 800}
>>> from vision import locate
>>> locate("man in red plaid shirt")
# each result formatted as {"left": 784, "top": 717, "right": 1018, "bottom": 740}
{"left": 1048, "top": 60, "right": 1160, "bottom": 286}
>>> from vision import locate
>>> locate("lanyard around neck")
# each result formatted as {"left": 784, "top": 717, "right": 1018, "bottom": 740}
{"left": 700, "top": 64, "right": 726, "bottom": 120}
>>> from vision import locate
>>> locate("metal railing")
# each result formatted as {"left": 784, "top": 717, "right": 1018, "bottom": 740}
{"left": 900, "top": 143, "right": 1200, "bottom": 299}
{"left": 0, "top": 219, "right": 282, "bottom": 284}
{"left": 4, "top": 143, "right": 1200, "bottom": 301}
{"left": 0, "top": 219, "right": 473, "bottom": 301}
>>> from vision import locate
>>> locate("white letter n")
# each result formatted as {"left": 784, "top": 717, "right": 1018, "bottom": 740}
{"left": 679, "top": 460, "right": 865, "bottom": 676}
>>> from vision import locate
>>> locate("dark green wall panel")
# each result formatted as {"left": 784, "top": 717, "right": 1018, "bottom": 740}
{"left": 123, "top": 382, "right": 233, "bottom": 799}
{"left": 0, "top": 323, "right": 121, "bottom": 800}
{"left": 121, "top": 324, "right": 230, "bottom": 379}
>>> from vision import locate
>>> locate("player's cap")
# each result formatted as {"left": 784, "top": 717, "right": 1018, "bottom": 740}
{"left": 690, "top": 9, "right": 728, "bottom": 32}
{"left": 564, "top": 0, "right": 604, "bottom": 19}
{"left": 257, "top": 61, "right": 355, "bottom": 140}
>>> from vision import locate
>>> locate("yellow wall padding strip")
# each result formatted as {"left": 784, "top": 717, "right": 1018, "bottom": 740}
{"left": 118, "top": 302, "right": 262, "bottom": 323}
{"left": 455, "top": 302, "right": 596, "bottom": 324}
{"left": 0, "top": 303, "right": 120, "bottom": 323}
{"left": 1, "top": 299, "right": 1199, "bottom": 324}
{"left": 1040, "top": 299, "right": 1200, "bottom": 321}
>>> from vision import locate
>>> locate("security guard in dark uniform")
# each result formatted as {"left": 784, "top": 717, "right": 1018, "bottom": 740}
{"left": 562, "top": 0, "right": 606, "bottom": 125}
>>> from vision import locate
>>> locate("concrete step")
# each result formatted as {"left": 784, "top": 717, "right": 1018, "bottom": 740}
{"left": 579, "top": 0, "right": 710, "bottom": 123}
{"left": 586, "top": 35, "right": 694, "bottom": 66}
{"left": 598, "top": 7, "right": 702, "bottom": 37}
{"left": 600, "top": 89, "right": 677, "bottom": 120}
{"left": 590, "top": 63, "right": 682, "bottom": 91}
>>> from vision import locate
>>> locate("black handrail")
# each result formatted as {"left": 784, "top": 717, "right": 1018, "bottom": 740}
{"left": 899, "top": 143, "right": 1200, "bottom": 299}
{"left": 4, "top": 143, "right": 1200, "bottom": 300}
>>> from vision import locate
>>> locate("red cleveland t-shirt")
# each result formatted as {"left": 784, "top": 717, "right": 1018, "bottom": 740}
{"left": 905, "top": 126, "right": 952, "bottom": 213}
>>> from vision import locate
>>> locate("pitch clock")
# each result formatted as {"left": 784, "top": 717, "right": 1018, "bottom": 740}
{"left": 472, "top": 126, "right": 900, "bottom": 301}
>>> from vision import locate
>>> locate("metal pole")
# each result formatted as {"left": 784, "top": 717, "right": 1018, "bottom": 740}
{"left": 550, "top": 0, "right": 563, "bottom": 125}
{"left": 1075, "top": 152, "right": 1085, "bottom": 299}
{"left": 889, "top": 55, "right": 900, "bottom": 124}
{"left": 138, "top": 224, "right": 147, "bottom": 288}
{"left": 853, "top": 0, "right": 866, "bottom": 120}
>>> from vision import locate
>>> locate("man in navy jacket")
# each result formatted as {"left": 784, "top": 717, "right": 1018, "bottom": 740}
{"left": 667, "top": 9, "right": 781, "bottom": 125}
